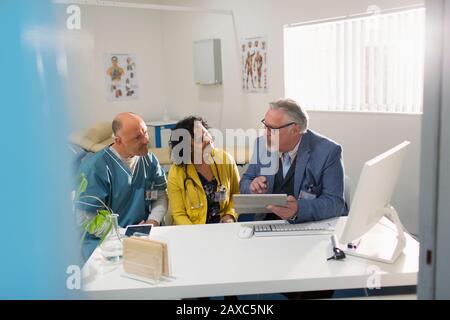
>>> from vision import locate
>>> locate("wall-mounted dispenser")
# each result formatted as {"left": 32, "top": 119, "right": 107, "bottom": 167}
{"left": 193, "top": 39, "right": 222, "bottom": 85}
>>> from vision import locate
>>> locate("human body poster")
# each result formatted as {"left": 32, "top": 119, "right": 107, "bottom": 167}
{"left": 241, "top": 36, "right": 268, "bottom": 93}
{"left": 105, "top": 53, "right": 139, "bottom": 101}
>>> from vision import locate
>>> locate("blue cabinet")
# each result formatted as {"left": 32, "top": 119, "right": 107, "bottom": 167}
{"left": 146, "top": 120, "right": 177, "bottom": 148}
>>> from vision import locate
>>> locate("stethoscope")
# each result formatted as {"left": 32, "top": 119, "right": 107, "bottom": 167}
{"left": 183, "top": 160, "right": 227, "bottom": 210}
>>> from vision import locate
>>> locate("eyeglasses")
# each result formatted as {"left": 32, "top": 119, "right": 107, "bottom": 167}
{"left": 261, "top": 119, "right": 296, "bottom": 131}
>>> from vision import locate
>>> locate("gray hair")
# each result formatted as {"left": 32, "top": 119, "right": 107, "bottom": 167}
{"left": 112, "top": 118, "right": 122, "bottom": 136}
{"left": 269, "top": 98, "right": 309, "bottom": 133}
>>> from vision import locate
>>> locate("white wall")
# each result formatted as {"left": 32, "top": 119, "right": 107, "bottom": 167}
{"left": 56, "top": 3, "right": 167, "bottom": 131}
{"left": 159, "top": 0, "right": 423, "bottom": 234}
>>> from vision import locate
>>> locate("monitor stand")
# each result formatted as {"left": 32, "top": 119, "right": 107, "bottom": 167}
{"left": 344, "top": 205, "right": 407, "bottom": 264}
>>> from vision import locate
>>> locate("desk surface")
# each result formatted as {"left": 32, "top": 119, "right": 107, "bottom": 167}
{"left": 82, "top": 217, "right": 419, "bottom": 299}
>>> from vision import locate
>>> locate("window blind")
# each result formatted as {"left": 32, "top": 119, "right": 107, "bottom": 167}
{"left": 284, "top": 8, "right": 425, "bottom": 114}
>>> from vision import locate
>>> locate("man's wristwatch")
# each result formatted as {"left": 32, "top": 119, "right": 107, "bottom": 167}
{"left": 289, "top": 213, "right": 298, "bottom": 223}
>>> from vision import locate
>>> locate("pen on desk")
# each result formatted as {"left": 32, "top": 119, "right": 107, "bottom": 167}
{"left": 327, "top": 234, "right": 346, "bottom": 261}
{"left": 331, "top": 235, "right": 339, "bottom": 250}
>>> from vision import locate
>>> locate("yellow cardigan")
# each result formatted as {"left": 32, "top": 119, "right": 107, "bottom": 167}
{"left": 167, "top": 148, "right": 240, "bottom": 225}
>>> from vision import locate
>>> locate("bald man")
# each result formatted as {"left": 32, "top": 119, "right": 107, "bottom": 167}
{"left": 76, "top": 113, "right": 168, "bottom": 260}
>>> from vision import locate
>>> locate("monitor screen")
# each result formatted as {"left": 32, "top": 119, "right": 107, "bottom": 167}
{"left": 339, "top": 141, "right": 410, "bottom": 245}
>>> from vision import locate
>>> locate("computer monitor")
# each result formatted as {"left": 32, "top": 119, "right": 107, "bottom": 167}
{"left": 339, "top": 141, "right": 410, "bottom": 264}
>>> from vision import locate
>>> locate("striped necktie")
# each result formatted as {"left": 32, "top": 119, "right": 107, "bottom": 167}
{"left": 282, "top": 152, "right": 292, "bottom": 178}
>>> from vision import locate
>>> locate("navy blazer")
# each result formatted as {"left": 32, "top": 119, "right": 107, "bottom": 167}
{"left": 239, "top": 130, "right": 348, "bottom": 222}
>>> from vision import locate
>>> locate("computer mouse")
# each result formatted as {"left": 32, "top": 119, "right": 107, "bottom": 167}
{"left": 238, "top": 226, "right": 254, "bottom": 239}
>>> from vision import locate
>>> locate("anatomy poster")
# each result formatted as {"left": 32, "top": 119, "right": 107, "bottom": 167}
{"left": 105, "top": 53, "right": 139, "bottom": 101}
{"left": 241, "top": 36, "right": 268, "bottom": 93}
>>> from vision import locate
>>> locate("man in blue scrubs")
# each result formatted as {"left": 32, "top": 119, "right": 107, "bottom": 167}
{"left": 77, "top": 112, "right": 168, "bottom": 259}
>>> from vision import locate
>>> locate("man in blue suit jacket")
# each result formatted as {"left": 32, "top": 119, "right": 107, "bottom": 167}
{"left": 240, "top": 98, "right": 348, "bottom": 222}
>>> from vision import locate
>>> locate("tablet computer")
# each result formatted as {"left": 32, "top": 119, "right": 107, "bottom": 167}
{"left": 232, "top": 194, "right": 288, "bottom": 214}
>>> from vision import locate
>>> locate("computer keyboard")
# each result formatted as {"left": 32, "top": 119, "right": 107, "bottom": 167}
{"left": 252, "top": 221, "right": 335, "bottom": 237}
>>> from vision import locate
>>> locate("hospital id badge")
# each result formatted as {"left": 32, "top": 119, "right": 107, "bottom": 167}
{"left": 214, "top": 186, "right": 227, "bottom": 202}
{"left": 145, "top": 190, "right": 158, "bottom": 201}
{"left": 299, "top": 190, "right": 317, "bottom": 200}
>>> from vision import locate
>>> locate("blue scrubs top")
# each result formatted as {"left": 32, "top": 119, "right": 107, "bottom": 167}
{"left": 76, "top": 146, "right": 167, "bottom": 260}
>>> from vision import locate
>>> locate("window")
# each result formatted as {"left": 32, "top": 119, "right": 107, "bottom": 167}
{"left": 284, "top": 8, "right": 425, "bottom": 114}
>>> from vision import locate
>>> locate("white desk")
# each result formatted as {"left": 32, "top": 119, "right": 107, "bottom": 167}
{"left": 82, "top": 218, "right": 419, "bottom": 299}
